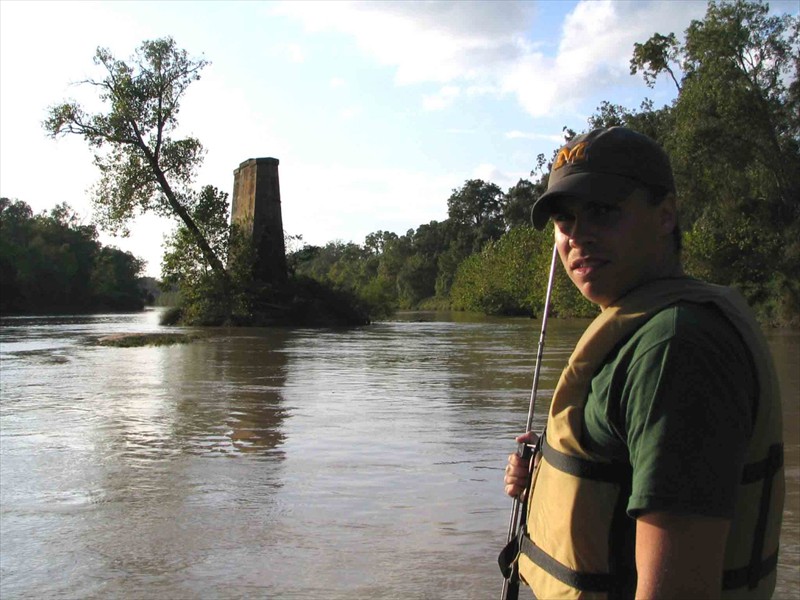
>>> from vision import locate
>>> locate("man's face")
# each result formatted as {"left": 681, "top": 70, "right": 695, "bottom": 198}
{"left": 551, "top": 187, "right": 676, "bottom": 309}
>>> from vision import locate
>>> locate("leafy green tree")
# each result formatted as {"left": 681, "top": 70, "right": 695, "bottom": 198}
{"left": 396, "top": 254, "right": 437, "bottom": 308}
{"left": 450, "top": 225, "right": 595, "bottom": 317}
{"left": 631, "top": 32, "right": 683, "bottom": 92}
{"left": 631, "top": 0, "right": 798, "bottom": 206}
{"left": 90, "top": 247, "right": 146, "bottom": 310}
{"left": 0, "top": 198, "right": 32, "bottom": 312}
{"left": 161, "top": 185, "right": 253, "bottom": 324}
{"left": 447, "top": 179, "right": 505, "bottom": 250}
{"left": 628, "top": 0, "right": 799, "bottom": 323}
{"left": 0, "top": 199, "right": 145, "bottom": 314}
{"left": 43, "top": 37, "right": 227, "bottom": 280}
{"left": 502, "top": 178, "right": 539, "bottom": 229}
{"left": 364, "top": 230, "right": 398, "bottom": 255}
{"left": 375, "top": 232, "right": 413, "bottom": 291}
{"left": 25, "top": 203, "right": 99, "bottom": 309}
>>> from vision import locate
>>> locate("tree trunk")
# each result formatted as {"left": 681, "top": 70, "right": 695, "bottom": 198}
{"left": 141, "top": 147, "right": 230, "bottom": 282}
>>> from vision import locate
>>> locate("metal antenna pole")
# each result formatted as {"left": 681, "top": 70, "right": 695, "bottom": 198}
{"left": 501, "top": 243, "right": 558, "bottom": 600}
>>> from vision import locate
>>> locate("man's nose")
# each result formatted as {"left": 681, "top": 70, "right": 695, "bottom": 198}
{"left": 567, "top": 215, "right": 597, "bottom": 247}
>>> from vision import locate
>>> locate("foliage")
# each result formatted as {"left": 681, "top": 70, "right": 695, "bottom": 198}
{"left": 288, "top": 185, "right": 519, "bottom": 317}
{"left": 160, "top": 185, "right": 260, "bottom": 325}
{"left": 449, "top": 226, "right": 595, "bottom": 318}
{"left": 0, "top": 198, "right": 145, "bottom": 314}
{"left": 503, "top": 178, "right": 540, "bottom": 229}
{"left": 446, "top": 179, "right": 506, "bottom": 251}
{"left": 43, "top": 37, "right": 227, "bottom": 279}
{"left": 626, "top": 0, "right": 799, "bottom": 324}
{"left": 631, "top": 33, "right": 683, "bottom": 92}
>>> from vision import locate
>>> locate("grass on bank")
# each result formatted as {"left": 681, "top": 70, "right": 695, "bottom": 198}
{"left": 97, "top": 333, "right": 196, "bottom": 347}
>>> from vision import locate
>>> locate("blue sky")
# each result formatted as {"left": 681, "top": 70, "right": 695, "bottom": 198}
{"left": 1, "top": 0, "right": 797, "bottom": 277}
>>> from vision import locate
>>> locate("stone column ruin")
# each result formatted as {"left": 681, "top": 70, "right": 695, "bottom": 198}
{"left": 230, "top": 157, "right": 288, "bottom": 285}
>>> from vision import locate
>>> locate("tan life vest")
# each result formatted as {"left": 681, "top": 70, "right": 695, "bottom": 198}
{"left": 517, "top": 278, "right": 784, "bottom": 600}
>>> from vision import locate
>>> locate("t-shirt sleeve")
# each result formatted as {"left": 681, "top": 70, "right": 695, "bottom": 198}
{"left": 624, "top": 312, "right": 755, "bottom": 519}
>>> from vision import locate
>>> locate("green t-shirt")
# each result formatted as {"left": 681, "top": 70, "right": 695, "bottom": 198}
{"left": 581, "top": 301, "right": 756, "bottom": 519}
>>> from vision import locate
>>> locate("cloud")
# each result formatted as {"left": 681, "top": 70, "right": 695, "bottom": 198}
{"left": 286, "top": 43, "right": 306, "bottom": 63}
{"left": 339, "top": 106, "right": 361, "bottom": 120}
{"left": 272, "top": 0, "right": 535, "bottom": 85}
{"left": 330, "top": 77, "right": 346, "bottom": 88}
{"left": 423, "top": 85, "right": 460, "bottom": 111}
{"left": 502, "top": 0, "right": 710, "bottom": 117}
{"left": 273, "top": 0, "right": 708, "bottom": 119}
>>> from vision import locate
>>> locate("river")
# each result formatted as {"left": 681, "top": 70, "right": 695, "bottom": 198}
{"left": 0, "top": 309, "right": 797, "bottom": 599}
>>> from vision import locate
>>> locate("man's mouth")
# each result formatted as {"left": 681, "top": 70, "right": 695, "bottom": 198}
{"left": 570, "top": 257, "right": 608, "bottom": 277}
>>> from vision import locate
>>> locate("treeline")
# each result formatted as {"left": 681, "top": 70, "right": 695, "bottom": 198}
{"left": 289, "top": 181, "right": 595, "bottom": 320}
{"left": 0, "top": 198, "right": 147, "bottom": 314}
{"left": 291, "top": 0, "right": 800, "bottom": 327}
{"left": 288, "top": 182, "right": 597, "bottom": 320}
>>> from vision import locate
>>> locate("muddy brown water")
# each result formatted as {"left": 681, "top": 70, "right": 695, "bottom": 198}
{"left": 1, "top": 310, "right": 797, "bottom": 598}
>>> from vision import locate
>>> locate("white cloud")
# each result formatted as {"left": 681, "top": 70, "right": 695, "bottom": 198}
{"left": 273, "top": 0, "right": 708, "bottom": 119}
{"left": 502, "top": 0, "right": 709, "bottom": 118}
{"left": 272, "top": 0, "right": 534, "bottom": 85}
{"left": 339, "top": 106, "right": 361, "bottom": 120}
{"left": 330, "top": 77, "right": 346, "bottom": 88}
{"left": 422, "top": 85, "right": 460, "bottom": 111}
{"left": 287, "top": 43, "right": 306, "bottom": 63}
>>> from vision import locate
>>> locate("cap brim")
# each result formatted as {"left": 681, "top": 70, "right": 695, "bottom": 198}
{"left": 530, "top": 172, "right": 640, "bottom": 229}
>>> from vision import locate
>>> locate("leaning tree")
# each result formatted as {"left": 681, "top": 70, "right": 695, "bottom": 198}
{"left": 44, "top": 37, "right": 227, "bottom": 279}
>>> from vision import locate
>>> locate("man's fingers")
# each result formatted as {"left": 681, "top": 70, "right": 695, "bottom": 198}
{"left": 514, "top": 431, "right": 538, "bottom": 445}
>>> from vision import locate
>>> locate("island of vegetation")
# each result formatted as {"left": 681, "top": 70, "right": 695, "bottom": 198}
{"left": 2, "top": 0, "right": 797, "bottom": 328}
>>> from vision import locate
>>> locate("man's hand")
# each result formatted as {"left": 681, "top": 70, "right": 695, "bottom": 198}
{"left": 635, "top": 512, "right": 730, "bottom": 599}
{"left": 504, "top": 431, "right": 538, "bottom": 498}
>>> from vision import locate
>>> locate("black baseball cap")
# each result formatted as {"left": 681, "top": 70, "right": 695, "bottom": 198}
{"left": 530, "top": 127, "right": 676, "bottom": 229}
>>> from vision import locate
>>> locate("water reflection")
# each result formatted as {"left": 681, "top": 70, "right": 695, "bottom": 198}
{"left": 166, "top": 330, "right": 290, "bottom": 457}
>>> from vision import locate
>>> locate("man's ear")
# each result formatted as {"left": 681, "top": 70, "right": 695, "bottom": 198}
{"left": 659, "top": 193, "right": 678, "bottom": 236}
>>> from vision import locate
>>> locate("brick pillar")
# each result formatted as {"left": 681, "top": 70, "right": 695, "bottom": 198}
{"left": 230, "top": 157, "right": 288, "bottom": 284}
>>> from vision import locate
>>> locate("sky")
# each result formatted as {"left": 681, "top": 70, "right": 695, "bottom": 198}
{"left": 1, "top": 0, "right": 797, "bottom": 278}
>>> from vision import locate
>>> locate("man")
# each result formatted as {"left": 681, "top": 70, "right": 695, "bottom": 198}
{"left": 503, "top": 127, "right": 784, "bottom": 599}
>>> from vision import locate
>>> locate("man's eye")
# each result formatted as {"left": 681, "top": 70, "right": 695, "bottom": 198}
{"left": 552, "top": 213, "right": 573, "bottom": 224}
{"left": 589, "top": 204, "right": 618, "bottom": 218}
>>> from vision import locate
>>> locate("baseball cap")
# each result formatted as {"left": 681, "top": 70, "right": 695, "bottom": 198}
{"left": 530, "top": 126, "right": 676, "bottom": 229}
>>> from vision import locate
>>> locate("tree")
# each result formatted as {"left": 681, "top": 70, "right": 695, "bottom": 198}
{"left": 446, "top": 179, "right": 505, "bottom": 249}
{"left": 626, "top": 0, "right": 800, "bottom": 323}
{"left": 160, "top": 185, "right": 254, "bottom": 324}
{"left": 161, "top": 185, "right": 232, "bottom": 287}
{"left": 0, "top": 199, "right": 145, "bottom": 314}
{"left": 364, "top": 230, "right": 398, "bottom": 255}
{"left": 90, "top": 247, "right": 145, "bottom": 310}
{"left": 43, "top": 37, "right": 227, "bottom": 280}
{"left": 631, "top": 32, "right": 683, "bottom": 92}
{"left": 502, "top": 178, "right": 539, "bottom": 229}
{"left": 630, "top": 1, "right": 799, "bottom": 208}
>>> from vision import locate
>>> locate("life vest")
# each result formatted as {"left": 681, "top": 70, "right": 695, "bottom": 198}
{"left": 517, "top": 278, "right": 784, "bottom": 599}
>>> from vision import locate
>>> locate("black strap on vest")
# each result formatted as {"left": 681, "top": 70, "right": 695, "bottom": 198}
{"left": 722, "top": 548, "right": 779, "bottom": 590}
{"left": 520, "top": 535, "right": 617, "bottom": 593}
{"left": 522, "top": 437, "right": 635, "bottom": 594}
{"left": 541, "top": 435, "right": 631, "bottom": 483}
{"left": 525, "top": 439, "right": 783, "bottom": 593}
{"left": 725, "top": 443, "right": 784, "bottom": 590}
